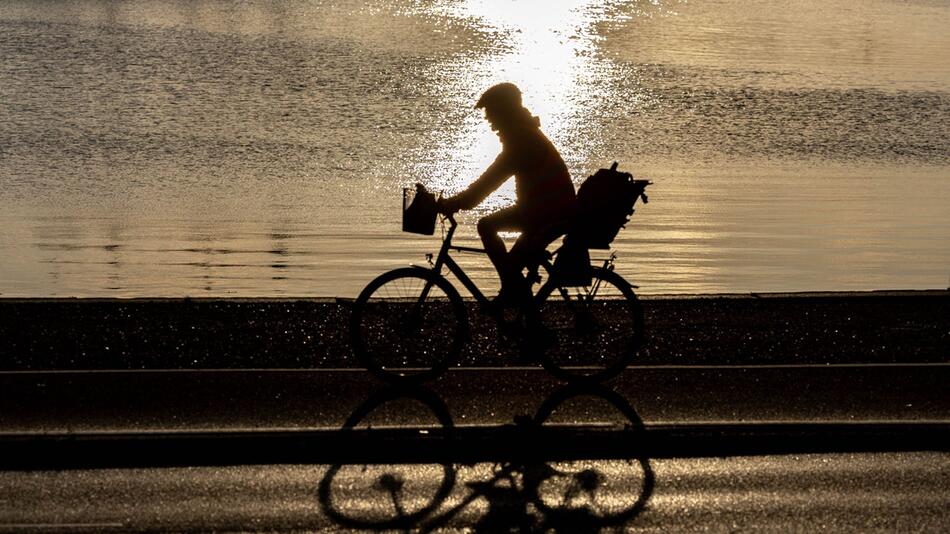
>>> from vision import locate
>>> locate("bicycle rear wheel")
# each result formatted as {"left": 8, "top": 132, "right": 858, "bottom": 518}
{"left": 534, "top": 267, "right": 644, "bottom": 383}
{"left": 350, "top": 267, "right": 467, "bottom": 383}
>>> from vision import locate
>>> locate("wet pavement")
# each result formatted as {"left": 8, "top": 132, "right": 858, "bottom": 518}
{"left": 0, "top": 454, "right": 947, "bottom": 532}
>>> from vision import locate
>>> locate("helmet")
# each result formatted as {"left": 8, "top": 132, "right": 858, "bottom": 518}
{"left": 475, "top": 82, "right": 522, "bottom": 112}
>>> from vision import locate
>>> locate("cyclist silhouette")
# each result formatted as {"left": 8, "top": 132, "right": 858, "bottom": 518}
{"left": 438, "top": 83, "right": 577, "bottom": 307}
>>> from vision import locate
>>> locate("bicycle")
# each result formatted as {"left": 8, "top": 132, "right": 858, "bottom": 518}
{"left": 350, "top": 189, "right": 647, "bottom": 384}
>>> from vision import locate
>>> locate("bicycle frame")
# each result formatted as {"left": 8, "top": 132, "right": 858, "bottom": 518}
{"left": 421, "top": 214, "right": 492, "bottom": 306}
{"left": 351, "top": 209, "right": 645, "bottom": 384}
{"left": 416, "top": 213, "right": 620, "bottom": 311}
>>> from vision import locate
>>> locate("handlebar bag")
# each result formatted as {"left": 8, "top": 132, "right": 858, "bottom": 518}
{"left": 402, "top": 184, "right": 437, "bottom": 235}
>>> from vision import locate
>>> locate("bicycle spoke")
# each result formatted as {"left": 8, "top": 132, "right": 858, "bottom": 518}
{"left": 536, "top": 268, "right": 644, "bottom": 383}
{"left": 351, "top": 268, "right": 466, "bottom": 382}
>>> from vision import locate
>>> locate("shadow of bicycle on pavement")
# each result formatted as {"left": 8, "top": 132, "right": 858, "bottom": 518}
{"left": 317, "top": 383, "right": 654, "bottom": 532}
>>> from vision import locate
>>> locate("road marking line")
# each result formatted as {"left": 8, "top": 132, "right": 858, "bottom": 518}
{"left": 1, "top": 362, "right": 948, "bottom": 375}
{"left": 0, "top": 523, "right": 125, "bottom": 529}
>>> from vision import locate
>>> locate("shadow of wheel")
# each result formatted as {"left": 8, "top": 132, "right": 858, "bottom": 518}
{"left": 524, "top": 383, "right": 655, "bottom": 528}
{"left": 317, "top": 385, "right": 457, "bottom": 530}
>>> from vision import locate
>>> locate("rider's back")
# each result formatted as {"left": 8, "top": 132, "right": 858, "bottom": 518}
{"left": 500, "top": 122, "right": 576, "bottom": 228}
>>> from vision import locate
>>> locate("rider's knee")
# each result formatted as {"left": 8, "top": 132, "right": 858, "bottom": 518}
{"left": 476, "top": 217, "right": 495, "bottom": 238}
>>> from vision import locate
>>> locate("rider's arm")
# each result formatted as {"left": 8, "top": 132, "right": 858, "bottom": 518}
{"left": 441, "top": 152, "right": 513, "bottom": 212}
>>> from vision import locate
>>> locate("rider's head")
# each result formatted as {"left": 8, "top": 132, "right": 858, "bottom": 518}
{"left": 476, "top": 82, "right": 534, "bottom": 134}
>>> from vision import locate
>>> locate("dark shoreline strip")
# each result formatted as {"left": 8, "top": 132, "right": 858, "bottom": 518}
{"left": 1, "top": 288, "right": 947, "bottom": 303}
{"left": 2, "top": 292, "right": 948, "bottom": 368}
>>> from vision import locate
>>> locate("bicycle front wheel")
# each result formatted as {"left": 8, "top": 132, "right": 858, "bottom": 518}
{"left": 350, "top": 267, "right": 467, "bottom": 383}
{"left": 534, "top": 267, "right": 644, "bottom": 383}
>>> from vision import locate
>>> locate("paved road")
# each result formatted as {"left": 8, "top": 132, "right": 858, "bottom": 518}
{"left": 1, "top": 364, "right": 946, "bottom": 470}
{"left": 2, "top": 365, "right": 947, "bottom": 433}
{"left": 0, "top": 454, "right": 947, "bottom": 532}
{"left": 1, "top": 366, "right": 947, "bottom": 531}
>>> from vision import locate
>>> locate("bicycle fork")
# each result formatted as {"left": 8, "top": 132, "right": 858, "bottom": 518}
{"left": 406, "top": 251, "right": 447, "bottom": 331}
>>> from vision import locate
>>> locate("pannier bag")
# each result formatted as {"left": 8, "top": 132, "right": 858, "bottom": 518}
{"left": 553, "top": 236, "right": 593, "bottom": 286}
{"left": 402, "top": 183, "right": 438, "bottom": 235}
{"left": 573, "top": 162, "right": 650, "bottom": 249}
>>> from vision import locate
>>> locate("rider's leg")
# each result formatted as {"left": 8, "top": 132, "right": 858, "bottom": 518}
{"left": 509, "top": 221, "right": 573, "bottom": 330}
{"left": 477, "top": 207, "right": 527, "bottom": 300}
{"left": 507, "top": 227, "right": 561, "bottom": 311}
{"left": 508, "top": 220, "right": 570, "bottom": 279}
{"left": 506, "top": 232, "right": 555, "bottom": 354}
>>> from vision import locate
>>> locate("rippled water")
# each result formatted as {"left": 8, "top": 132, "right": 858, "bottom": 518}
{"left": 1, "top": 0, "right": 949, "bottom": 297}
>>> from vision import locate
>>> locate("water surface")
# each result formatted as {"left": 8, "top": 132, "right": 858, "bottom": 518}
{"left": 2, "top": 0, "right": 948, "bottom": 296}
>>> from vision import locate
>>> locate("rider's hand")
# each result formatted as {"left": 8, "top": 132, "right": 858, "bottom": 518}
{"left": 437, "top": 197, "right": 458, "bottom": 215}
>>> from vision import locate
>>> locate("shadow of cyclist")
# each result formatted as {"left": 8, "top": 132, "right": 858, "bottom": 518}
{"left": 318, "top": 383, "right": 654, "bottom": 532}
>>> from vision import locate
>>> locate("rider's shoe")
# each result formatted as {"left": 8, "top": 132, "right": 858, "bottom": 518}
{"left": 491, "top": 279, "right": 531, "bottom": 311}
